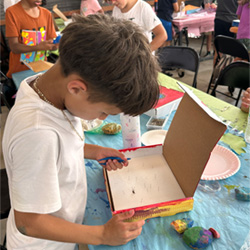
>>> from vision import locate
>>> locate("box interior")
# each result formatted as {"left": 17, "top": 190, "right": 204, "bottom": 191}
{"left": 107, "top": 147, "right": 185, "bottom": 211}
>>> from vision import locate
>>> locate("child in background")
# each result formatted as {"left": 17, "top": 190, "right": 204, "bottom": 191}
{"left": 2, "top": 14, "right": 160, "bottom": 249}
{"left": 236, "top": 0, "right": 250, "bottom": 54}
{"left": 5, "top": 0, "right": 58, "bottom": 106}
{"left": 156, "top": 0, "right": 179, "bottom": 47}
{"left": 111, "top": 0, "right": 167, "bottom": 52}
{"left": 80, "top": 0, "right": 104, "bottom": 16}
{"left": 202, "top": 1, "right": 217, "bottom": 57}
{"left": 241, "top": 87, "right": 250, "bottom": 113}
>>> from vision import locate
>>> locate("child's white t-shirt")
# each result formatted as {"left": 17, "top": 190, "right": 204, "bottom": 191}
{"left": 112, "top": 0, "right": 162, "bottom": 43}
{"left": 2, "top": 74, "right": 87, "bottom": 250}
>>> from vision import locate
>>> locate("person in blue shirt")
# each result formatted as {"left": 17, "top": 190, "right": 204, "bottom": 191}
{"left": 156, "top": 0, "right": 179, "bottom": 46}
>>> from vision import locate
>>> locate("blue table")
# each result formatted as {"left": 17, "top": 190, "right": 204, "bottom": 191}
{"left": 12, "top": 69, "right": 46, "bottom": 89}
{"left": 83, "top": 74, "right": 250, "bottom": 250}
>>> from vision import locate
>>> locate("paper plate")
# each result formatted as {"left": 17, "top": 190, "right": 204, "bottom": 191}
{"left": 201, "top": 145, "right": 240, "bottom": 180}
{"left": 81, "top": 119, "right": 103, "bottom": 131}
{"left": 141, "top": 130, "right": 167, "bottom": 146}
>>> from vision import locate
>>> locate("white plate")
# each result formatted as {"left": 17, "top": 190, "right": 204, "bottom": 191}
{"left": 81, "top": 119, "right": 103, "bottom": 131}
{"left": 141, "top": 130, "right": 167, "bottom": 146}
{"left": 201, "top": 145, "right": 240, "bottom": 180}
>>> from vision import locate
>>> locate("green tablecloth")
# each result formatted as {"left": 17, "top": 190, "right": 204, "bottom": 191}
{"left": 158, "top": 73, "right": 248, "bottom": 155}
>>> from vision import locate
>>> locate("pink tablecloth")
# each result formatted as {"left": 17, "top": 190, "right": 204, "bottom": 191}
{"left": 172, "top": 12, "right": 216, "bottom": 37}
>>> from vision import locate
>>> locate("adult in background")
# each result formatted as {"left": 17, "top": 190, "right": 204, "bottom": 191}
{"left": 213, "top": 0, "right": 238, "bottom": 65}
{"left": 236, "top": 0, "right": 250, "bottom": 54}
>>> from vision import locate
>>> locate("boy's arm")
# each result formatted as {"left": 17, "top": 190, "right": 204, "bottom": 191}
{"left": 150, "top": 24, "right": 168, "bottom": 51}
{"left": 8, "top": 37, "right": 58, "bottom": 54}
{"left": 14, "top": 209, "right": 144, "bottom": 246}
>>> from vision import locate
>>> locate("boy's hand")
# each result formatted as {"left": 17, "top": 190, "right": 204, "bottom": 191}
{"left": 96, "top": 147, "right": 129, "bottom": 171}
{"left": 102, "top": 210, "right": 145, "bottom": 246}
{"left": 37, "top": 40, "right": 58, "bottom": 51}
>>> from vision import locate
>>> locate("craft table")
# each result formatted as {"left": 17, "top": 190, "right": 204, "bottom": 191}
{"left": 83, "top": 73, "right": 250, "bottom": 250}
{"left": 12, "top": 70, "right": 46, "bottom": 89}
{"left": 172, "top": 11, "right": 215, "bottom": 38}
{"left": 172, "top": 10, "right": 215, "bottom": 56}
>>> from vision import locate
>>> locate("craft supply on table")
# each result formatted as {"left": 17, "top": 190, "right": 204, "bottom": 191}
{"left": 171, "top": 218, "right": 220, "bottom": 249}
{"left": 141, "top": 129, "right": 167, "bottom": 146}
{"left": 53, "top": 34, "right": 61, "bottom": 44}
{"left": 201, "top": 145, "right": 240, "bottom": 180}
{"left": 180, "top": 1, "right": 185, "bottom": 16}
{"left": 198, "top": 180, "right": 221, "bottom": 193}
{"left": 101, "top": 123, "right": 121, "bottom": 134}
{"left": 146, "top": 116, "right": 167, "bottom": 130}
{"left": 81, "top": 119, "right": 103, "bottom": 131}
{"left": 98, "top": 157, "right": 131, "bottom": 166}
{"left": 120, "top": 114, "right": 141, "bottom": 148}
{"left": 235, "top": 187, "right": 250, "bottom": 201}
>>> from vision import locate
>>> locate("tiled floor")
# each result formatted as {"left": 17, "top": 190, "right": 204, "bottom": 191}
{"left": 0, "top": 37, "right": 239, "bottom": 248}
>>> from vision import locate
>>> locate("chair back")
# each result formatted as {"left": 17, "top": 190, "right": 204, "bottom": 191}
{"left": 0, "top": 81, "right": 12, "bottom": 111}
{"left": 0, "top": 168, "right": 10, "bottom": 248}
{"left": 158, "top": 46, "right": 200, "bottom": 88}
{"left": 0, "top": 168, "right": 10, "bottom": 220}
{"left": 211, "top": 61, "right": 250, "bottom": 106}
{"left": 214, "top": 35, "right": 250, "bottom": 62}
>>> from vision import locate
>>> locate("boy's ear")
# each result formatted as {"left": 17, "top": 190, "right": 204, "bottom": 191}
{"left": 67, "top": 80, "right": 88, "bottom": 95}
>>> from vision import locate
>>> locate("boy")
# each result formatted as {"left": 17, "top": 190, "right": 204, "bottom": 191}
{"left": 2, "top": 14, "right": 160, "bottom": 249}
{"left": 5, "top": 0, "right": 58, "bottom": 106}
{"left": 156, "top": 0, "right": 179, "bottom": 47}
{"left": 111, "top": 0, "right": 167, "bottom": 52}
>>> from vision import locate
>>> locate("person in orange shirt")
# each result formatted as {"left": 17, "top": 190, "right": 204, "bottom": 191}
{"left": 5, "top": 0, "right": 58, "bottom": 107}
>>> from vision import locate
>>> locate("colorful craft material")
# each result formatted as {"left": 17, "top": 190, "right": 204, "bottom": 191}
{"left": 53, "top": 34, "right": 61, "bottom": 44}
{"left": 101, "top": 123, "right": 121, "bottom": 134}
{"left": 235, "top": 187, "right": 250, "bottom": 201}
{"left": 171, "top": 218, "right": 220, "bottom": 249}
{"left": 171, "top": 218, "right": 194, "bottom": 233}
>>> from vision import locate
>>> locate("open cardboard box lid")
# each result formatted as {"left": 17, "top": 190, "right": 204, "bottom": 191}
{"left": 163, "top": 83, "right": 227, "bottom": 197}
{"left": 105, "top": 83, "right": 227, "bottom": 213}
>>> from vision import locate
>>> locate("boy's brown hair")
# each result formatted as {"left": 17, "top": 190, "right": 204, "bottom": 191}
{"left": 59, "top": 14, "right": 160, "bottom": 116}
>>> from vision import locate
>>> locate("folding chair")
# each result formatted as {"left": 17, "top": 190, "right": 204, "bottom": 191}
{"left": 157, "top": 46, "right": 200, "bottom": 88}
{"left": 0, "top": 27, "right": 10, "bottom": 77}
{"left": 210, "top": 61, "right": 250, "bottom": 106}
{"left": 0, "top": 169, "right": 11, "bottom": 249}
{"left": 207, "top": 35, "right": 250, "bottom": 94}
{"left": 0, "top": 79, "right": 15, "bottom": 112}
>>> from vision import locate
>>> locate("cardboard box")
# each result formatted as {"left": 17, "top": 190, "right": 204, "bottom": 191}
{"left": 104, "top": 83, "right": 227, "bottom": 221}
{"left": 144, "top": 86, "right": 184, "bottom": 118}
